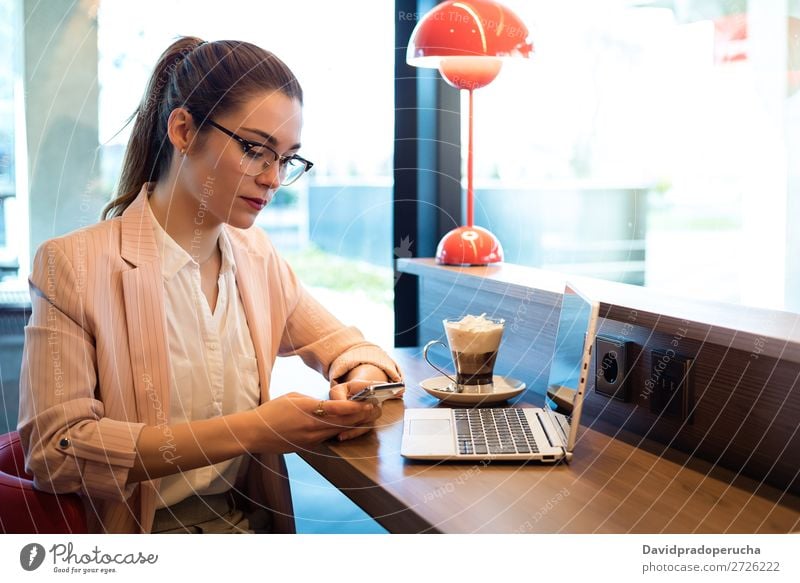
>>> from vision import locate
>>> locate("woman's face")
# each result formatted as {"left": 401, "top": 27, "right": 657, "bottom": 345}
{"left": 180, "top": 90, "right": 303, "bottom": 230}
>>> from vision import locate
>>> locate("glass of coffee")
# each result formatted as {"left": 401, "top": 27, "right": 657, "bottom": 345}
{"left": 423, "top": 314, "right": 505, "bottom": 393}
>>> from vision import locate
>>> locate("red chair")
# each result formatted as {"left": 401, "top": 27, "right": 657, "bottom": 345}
{"left": 0, "top": 431, "right": 87, "bottom": 533}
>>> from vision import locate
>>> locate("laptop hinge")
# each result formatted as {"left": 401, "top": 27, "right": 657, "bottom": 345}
{"left": 553, "top": 411, "right": 571, "bottom": 445}
{"left": 541, "top": 409, "right": 570, "bottom": 446}
{"left": 536, "top": 410, "right": 566, "bottom": 450}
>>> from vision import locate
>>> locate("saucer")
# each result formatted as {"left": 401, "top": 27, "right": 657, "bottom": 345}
{"left": 419, "top": 375, "right": 526, "bottom": 405}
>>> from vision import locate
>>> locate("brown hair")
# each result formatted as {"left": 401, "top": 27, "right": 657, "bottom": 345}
{"left": 101, "top": 36, "right": 303, "bottom": 220}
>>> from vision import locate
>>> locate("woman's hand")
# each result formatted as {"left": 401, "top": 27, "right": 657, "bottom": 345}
{"left": 329, "top": 378, "right": 394, "bottom": 441}
{"left": 252, "top": 392, "right": 375, "bottom": 453}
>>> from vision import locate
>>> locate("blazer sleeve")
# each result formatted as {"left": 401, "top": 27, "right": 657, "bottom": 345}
{"left": 17, "top": 239, "right": 145, "bottom": 502}
{"left": 274, "top": 254, "right": 402, "bottom": 384}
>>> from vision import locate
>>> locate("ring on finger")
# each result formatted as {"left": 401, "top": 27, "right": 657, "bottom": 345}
{"left": 313, "top": 400, "right": 327, "bottom": 417}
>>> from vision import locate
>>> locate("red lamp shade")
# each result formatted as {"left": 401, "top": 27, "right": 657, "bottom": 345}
{"left": 407, "top": 0, "right": 532, "bottom": 90}
{"left": 406, "top": 0, "right": 532, "bottom": 265}
{"left": 407, "top": 0, "right": 533, "bottom": 64}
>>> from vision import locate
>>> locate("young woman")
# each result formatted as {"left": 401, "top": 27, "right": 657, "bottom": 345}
{"left": 17, "top": 37, "right": 402, "bottom": 534}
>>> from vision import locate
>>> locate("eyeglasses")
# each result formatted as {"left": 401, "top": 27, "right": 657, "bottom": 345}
{"left": 203, "top": 118, "right": 313, "bottom": 186}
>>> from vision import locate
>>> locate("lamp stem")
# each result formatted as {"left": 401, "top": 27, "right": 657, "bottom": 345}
{"left": 467, "top": 87, "right": 474, "bottom": 228}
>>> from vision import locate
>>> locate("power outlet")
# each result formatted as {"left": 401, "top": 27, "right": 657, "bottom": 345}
{"left": 649, "top": 349, "right": 694, "bottom": 423}
{"left": 594, "top": 335, "right": 631, "bottom": 402}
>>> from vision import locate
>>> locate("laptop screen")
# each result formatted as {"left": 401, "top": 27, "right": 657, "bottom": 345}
{"left": 545, "top": 283, "right": 596, "bottom": 416}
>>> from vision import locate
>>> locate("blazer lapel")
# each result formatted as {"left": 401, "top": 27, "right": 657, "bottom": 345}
{"left": 119, "top": 186, "right": 170, "bottom": 533}
{"left": 229, "top": 237, "right": 273, "bottom": 402}
{"left": 119, "top": 187, "right": 171, "bottom": 427}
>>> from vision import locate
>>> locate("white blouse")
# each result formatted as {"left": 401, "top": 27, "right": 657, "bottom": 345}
{"left": 146, "top": 195, "right": 260, "bottom": 509}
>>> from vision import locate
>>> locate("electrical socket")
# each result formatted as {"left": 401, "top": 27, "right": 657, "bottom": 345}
{"left": 649, "top": 349, "right": 694, "bottom": 423}
{"left": 594, "top": 335, "right": 631, "bottom": 402}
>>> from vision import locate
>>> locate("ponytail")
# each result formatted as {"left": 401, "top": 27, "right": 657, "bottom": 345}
{"left": 101, "top": 36, "right": 302, "bottom": 220}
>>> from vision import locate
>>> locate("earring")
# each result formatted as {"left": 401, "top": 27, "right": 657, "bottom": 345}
{"left": 181, "top": 148, "right": 187, "bottom": 155}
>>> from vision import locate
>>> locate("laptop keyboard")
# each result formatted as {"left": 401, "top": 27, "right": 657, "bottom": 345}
{"left": 454, "top": 408, "right": 539, "bottom": 455}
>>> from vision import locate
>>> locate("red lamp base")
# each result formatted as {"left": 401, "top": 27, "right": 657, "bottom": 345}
{"left": 435, "top": 225, "right": 504, "bottom": 266}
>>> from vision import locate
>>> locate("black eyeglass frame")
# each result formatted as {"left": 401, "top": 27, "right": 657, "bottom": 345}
{"left": 201, "top": 117, "right": 314, "bottom": 183}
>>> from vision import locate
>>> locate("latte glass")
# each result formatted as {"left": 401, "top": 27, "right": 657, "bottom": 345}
{"left": 423, "top": 315, "right": 505, "bottom": 393}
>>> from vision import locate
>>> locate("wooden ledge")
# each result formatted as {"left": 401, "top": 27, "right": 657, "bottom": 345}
{"left": 397, "top": 258, "right": 800, "bottom": 363}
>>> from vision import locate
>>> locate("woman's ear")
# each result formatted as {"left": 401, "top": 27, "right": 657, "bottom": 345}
{"left": 166, "top": 107, "right": 196, "bottom": 155}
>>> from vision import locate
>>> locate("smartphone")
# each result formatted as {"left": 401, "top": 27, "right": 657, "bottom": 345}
{"left": 349, "top": 382, "right": 405, "bottom": 402}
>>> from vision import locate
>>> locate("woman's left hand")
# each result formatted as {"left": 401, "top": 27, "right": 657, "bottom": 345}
{"left": 329, "top": 365, "right": 395, "bottom": 441}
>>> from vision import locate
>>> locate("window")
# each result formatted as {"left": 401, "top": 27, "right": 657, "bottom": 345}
{"left": 0, "top": 0, "right": 25, "bottom": 438}
{"left": 0, "top": 0, "right": 22, "bottom": 282}
{"left": 468, "top": 0, "right": 800, "bottom": 312}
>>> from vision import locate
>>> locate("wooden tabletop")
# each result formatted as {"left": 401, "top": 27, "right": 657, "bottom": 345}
{"left": 297, "top": 349, "right": 800, "bottom": 534}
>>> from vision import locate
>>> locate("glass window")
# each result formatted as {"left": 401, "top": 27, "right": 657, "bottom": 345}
{"left": 467, "top": 0, "right": 800, "bottom": 312}
{"left": 0, "top": 0, "right": 21, "bottom": 281}
{"left": 0, "top": 0, "right": 26, "bottom": 438}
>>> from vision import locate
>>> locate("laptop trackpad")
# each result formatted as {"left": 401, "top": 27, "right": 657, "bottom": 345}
{"left": 401, "top": 411, "right": 456, "bottom": 458}
{"left": 410, "top": 419, "right": 451, "bottom": 436}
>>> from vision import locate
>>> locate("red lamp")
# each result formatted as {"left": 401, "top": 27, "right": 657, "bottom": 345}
{"left": 407, "top": 0, "right": 533, "bottom": 265}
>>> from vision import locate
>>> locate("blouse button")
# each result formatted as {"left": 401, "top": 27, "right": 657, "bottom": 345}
{"left": 58, "top": 438, "right": 70, "bottom": 449}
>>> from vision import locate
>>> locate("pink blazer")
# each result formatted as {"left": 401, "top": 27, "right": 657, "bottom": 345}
{"left": 17, "top": 186, "right": 401, "bottom": 533}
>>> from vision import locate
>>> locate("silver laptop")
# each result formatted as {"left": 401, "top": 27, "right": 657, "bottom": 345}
{"left": 401, "top": 282, "right": 600, "bottom": 463}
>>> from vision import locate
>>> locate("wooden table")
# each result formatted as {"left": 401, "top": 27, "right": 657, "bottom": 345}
{"left": 297, "top": 349, "right": 800, "bottom": 534}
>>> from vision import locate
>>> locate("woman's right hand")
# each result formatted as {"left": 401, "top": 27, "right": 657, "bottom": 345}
{"left": 250, "top": 392, "right": 375, "bottom": 453}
